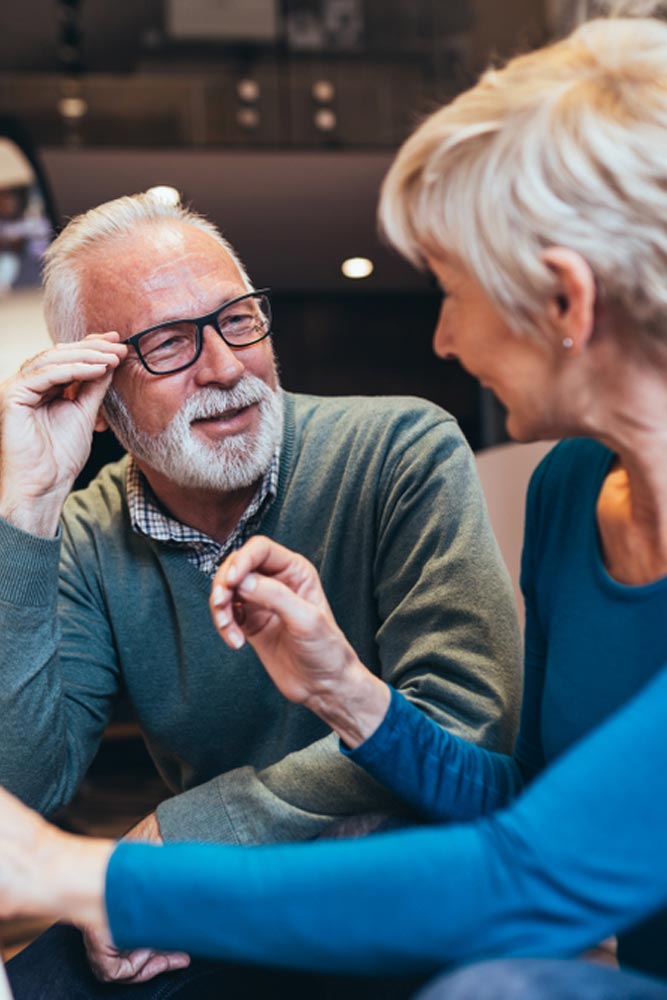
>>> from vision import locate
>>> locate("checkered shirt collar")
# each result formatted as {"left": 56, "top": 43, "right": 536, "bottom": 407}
{"left": 125, "top": 450, "right": 280, "bottom": 577}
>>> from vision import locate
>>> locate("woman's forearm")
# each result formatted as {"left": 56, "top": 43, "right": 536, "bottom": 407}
{"left": 304, "top": 660, "right": 392, "bottom": 748}
{"left": 106, "top": 667, "right": 667, "bottom": 975}
{"left": 50, "top": 835, "right": 113, "bottom": 932}
{"left": 0, "top": 785, "right": 112, "bottom": 934}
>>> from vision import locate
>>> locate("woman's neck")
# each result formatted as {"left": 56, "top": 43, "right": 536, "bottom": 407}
{"left": 564, "top": 332, "right": 667, "bottom": 584}
{"left": 592, "top": 389, "right": 667, "bottom": 585}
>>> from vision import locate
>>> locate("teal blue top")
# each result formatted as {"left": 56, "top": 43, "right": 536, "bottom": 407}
{"left": 103, "top": 439, "right": 667, "bottom": 974}
{"left": 348, "top": 438, "right": 667, "bottom": 821}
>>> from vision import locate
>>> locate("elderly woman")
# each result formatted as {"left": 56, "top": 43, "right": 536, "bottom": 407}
{"left": 4, "top": 8, "right": 667, "bottom": 1000}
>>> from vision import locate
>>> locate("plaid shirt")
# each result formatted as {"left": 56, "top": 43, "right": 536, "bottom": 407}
{"left": 126, "top": 452, "right": 280, "bottom": 579}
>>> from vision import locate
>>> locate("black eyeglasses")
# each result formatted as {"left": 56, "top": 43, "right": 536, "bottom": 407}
{"left": 122, "top": 288, "right": 272, "bottom": 375}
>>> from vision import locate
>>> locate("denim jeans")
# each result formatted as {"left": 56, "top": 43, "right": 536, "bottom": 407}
{"left": 415, "top": 959, "right": 667, "bottom": 1000}
{"left": 7, "top": 923, "right": 424, "bottom": 1000}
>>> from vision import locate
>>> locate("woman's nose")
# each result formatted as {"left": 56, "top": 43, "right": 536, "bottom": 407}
{"left": 432, "top": 305, "right": 454, "bottom": 360}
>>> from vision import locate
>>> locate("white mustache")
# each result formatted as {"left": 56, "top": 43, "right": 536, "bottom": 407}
{"left": 180, "top": 377, "right": 271, "bottom": 423}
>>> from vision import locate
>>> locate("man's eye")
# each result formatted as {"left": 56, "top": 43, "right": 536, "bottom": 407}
{"left": 143, "top": 331, "right": 192, "bottom": 356}
{"left": 222, "top": 310, "right": 252, "bottom": 325}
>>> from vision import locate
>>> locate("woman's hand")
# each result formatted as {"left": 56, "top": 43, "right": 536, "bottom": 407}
{"left": 209, "top": 536, "right": 391, "bottom": 747}
{"left": 0, "top": 786, "right": 111, "bottom": 931}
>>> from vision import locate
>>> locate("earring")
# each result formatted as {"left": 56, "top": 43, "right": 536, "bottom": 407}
{"left": 562, "top": 337, "right": 574, "bottom": 350}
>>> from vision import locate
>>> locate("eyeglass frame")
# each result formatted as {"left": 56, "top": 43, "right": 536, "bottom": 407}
{"left": 121, "top": 287, "right": 272, "bottom": 375}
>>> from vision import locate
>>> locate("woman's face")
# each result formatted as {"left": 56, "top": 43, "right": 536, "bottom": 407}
{"left": 427, "top": 251, "right": 560, "bottom": 442}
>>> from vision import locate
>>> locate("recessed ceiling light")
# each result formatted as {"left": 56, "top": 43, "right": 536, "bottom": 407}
{"left": 57, "top": 96, "right": 88, "bottom": 120}
{"left": 237, "top": 78, "right": 261, "bottom": 102}
{"left": 314, "top": 108, "right": 337, "bottom": 132}
{"left": 147, "top": 186, "right": 181, "bottom": 206}
{"left": 312, "top": 79, "right": 335, "bottom": 103}
{"left": 237, "top": 106, "right": 261, "bottom": 130}
{"left": 342, "top": 256, "right": 374, "bottom": 279}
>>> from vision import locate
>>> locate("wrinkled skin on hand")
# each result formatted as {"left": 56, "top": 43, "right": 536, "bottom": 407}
{"left": 209, "top": 536, "right": 391, "bottom": 748}
{"left": 0, "top": 332, "right": 126, "bottom": 535}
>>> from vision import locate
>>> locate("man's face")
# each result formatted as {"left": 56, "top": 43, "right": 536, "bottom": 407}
{"left": 81, "top": 222, "right": 282, "bottom": 491}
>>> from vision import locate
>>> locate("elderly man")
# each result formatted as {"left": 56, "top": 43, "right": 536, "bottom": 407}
{"left": 0, "top": 190, "right": 520, "bottom": 995}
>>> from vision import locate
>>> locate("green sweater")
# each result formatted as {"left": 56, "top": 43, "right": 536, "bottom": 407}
{"left": 0, "top": 392, "right": 521, "bottom": 844}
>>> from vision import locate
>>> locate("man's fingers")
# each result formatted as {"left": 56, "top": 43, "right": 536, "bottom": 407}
{"left": 14, "top": 360, "right": 119, "bottom": 405}
{"left": 125, "top": 952, "right": 191, "bottom": 983}
{"left": 90, "top": 948, "right": 190, "bottom": 984}
{"left": 88, "top": 946, "right": 151, "bottom": 982}
{"left": 19, "top": 338, "right": 125, "bottom": 376}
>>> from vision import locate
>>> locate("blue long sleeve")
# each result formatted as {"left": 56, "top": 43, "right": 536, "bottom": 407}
{"left": 343, "top": 687, "right": 527, "bottom": 820}
{"left": 106, "top": 665, "right": 667, "bottom": 976}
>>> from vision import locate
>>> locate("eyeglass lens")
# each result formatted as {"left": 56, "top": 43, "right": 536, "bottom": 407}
{"left": 138, "top": 293, "right": 270, "bottom": 373}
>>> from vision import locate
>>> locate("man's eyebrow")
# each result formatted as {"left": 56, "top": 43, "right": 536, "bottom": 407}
{"left": 150, "top": 287, "right": 251, "bottom": 326}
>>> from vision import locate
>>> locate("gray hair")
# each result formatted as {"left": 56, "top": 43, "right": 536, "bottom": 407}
{"left": 43, "top": 189, "right": 252, "bottom": 343}
{"left": 379, "top": 12, "right": 667, "bottom": 342}
{"left": 549, "top": 0, "right": 667, "bottom": 35}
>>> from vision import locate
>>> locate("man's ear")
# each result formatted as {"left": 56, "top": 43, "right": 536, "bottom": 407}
{"left": 541, "top": 246, "right": 596, "bottom": 355}
{"left": 94, "top": 408, "right": 109, "bottom": 433}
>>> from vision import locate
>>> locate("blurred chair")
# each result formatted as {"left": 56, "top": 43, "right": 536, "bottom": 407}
{"left": 475, "top": 439, "right": 555, "bottom": 626}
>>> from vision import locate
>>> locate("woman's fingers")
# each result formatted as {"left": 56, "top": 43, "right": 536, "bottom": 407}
{"left": 238, "top": 573, "right": 320, "bottom": 635}
{"left": 211, "top": 537, "right": 318, "bottom": 613}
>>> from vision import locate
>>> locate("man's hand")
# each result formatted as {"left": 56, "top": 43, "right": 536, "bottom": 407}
{"left": 83, "top": 928, "right": 191, "bottom": 985}
{"left": 128, "top": 810, "right": 163, "bottom": 843}
{"left": 210, "top": 536, "right": 391, "bottom": 747}
{"left": 0, "top": 332, "right": 126, "bottom": 537}
{"left": 83, "top": 810, "right": 191, "bottom": 984}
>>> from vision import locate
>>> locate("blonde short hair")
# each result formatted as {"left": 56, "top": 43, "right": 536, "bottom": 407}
{"left": 379, "top": 14, "right": 667, "bottom": 339}
{"left": 43, "top": 189, "right": 252, "bottom": 344}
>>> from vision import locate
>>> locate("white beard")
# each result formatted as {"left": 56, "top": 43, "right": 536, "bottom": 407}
{"left": 104, "top": 372, "right": 284, "bottom": 492}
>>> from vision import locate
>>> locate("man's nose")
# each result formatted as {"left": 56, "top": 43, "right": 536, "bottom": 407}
{"left": 194, "top": 324, "right": 246, "bottom": 385}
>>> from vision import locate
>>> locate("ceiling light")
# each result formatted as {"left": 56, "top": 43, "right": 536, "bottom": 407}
{"left": 312, "top": 79, "right": 335, "bottom": 103}
{"left": 237, "top": 107, "right": 261, "bottom": 130}
{"left": 147, "top": 186, "right": 181, "bottom": 206}
{"left": 237, "top": 79, "right": 261, "bottom": 102}
{"left": 314, "top": 108, "right": 337, "bottom": 132}
{"left": 341, "top": 257, "right": 374, "bottom": 279}
{"left": 57, "top": 96, "right": 88, "bottom": 120}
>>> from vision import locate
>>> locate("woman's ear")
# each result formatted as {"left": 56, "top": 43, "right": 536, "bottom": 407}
{"left": 542, "top": 246, "right": 596, "bottom": 355}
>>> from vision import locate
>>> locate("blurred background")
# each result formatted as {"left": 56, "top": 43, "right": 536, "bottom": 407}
{"left": 0, "top": 0, "right": 569, "bottom": 452}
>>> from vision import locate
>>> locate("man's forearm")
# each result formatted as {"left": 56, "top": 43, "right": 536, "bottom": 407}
{"left": 156, "top": 734, "right": 402, "bottom": 845}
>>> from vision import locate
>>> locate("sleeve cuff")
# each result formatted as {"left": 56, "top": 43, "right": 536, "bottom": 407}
{"left": 0, "top": 516, "right": 61, "bottom": 606}
{"left": 341, "top": 686, "right": 409, "bottom": 768}
{"left": 156, "top": 775, "right": 240, "bottom": 845}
